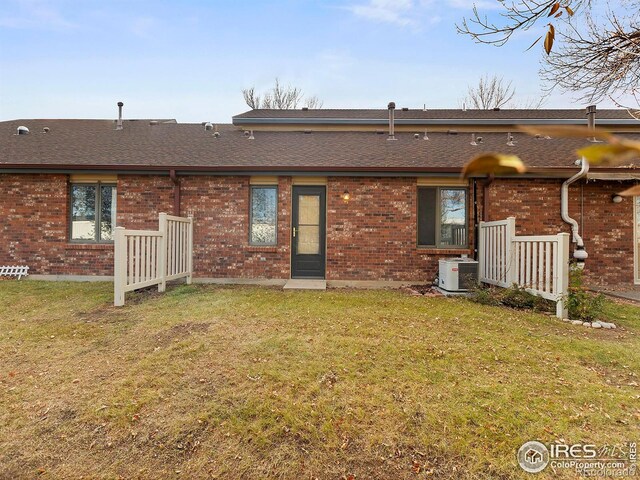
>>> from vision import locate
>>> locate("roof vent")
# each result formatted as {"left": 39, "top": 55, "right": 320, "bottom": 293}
{"left": 402, "top": 107, "right": 409, "bottom": 111}
{"left": 303, "top": 129, "right": 313, "bottom": 134}
{"left": 116, "top": 101, "right": 124, "bottom": 130}
{"left": 42, "top": 127, "right": 50, "bottom": 133}
{"left": 387, "top": 101, "right": 396, "bottom": 141}
{"left": 213, "top": 131, "right": 220, "bottom": 138}
{"left": 204, "top": 122, "right": 213, "bottom": 131}
{"left": 493, "top": 107, "right": 500, "bottom": 111}
{"left": 302, "top": 107, "right": 309, "bottom": 111}
{"left": 447, "top": 129, "right": 458, "bottom": 135}
{"left": 248, "top": 130, "right": 255, "bottom": 140}
{"left": 414, "top": 133, "right": 420, "bottom": 139}
{"left": 213, "top": 124, "right": 220, "bottom": 137}
{"left": 476, "top": 136, "right": 483, "bottom": 144}
{"left": 423, "top": 130, "right": 429, "bottom": 141}
{"left": 149, "top": 120, "right": 159, "bottom": 126}
{"left": 17, "top": 126, "right": 29, "bottom": 135}
{"left": 376, "top": 130, "right": 385, "bottom": 135}
{"left": 470, "top": 133, "right": 477, "bottom": 146}
{"left": 506, "top": 132, "right": 515, "bottom": 146}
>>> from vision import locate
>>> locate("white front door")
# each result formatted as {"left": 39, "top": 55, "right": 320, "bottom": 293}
{"left": 636, "top": 197, "right": 640, "bottom": 284}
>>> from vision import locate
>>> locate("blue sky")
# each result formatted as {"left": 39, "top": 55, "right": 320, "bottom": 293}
{"left": 0, "top": 0, "right": 620, "bottom": 123}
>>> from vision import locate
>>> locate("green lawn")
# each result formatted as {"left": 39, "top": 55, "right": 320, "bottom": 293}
{"left": 0, "top": 281, "right": 638, "bottom": 479}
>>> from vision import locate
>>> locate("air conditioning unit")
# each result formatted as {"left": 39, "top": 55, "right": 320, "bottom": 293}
{"left": 438, "top": 258, "right": 478, "bottom": 292}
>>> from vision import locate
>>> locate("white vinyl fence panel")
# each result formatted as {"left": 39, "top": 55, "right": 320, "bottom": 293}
{"left": 478, "top": 217, "right": 570, "bottom": 318}
{"left": 114, "top": 212, "right": 193, "bottom": 306}
{"left": 0, "top": 265, "right": 29, "bottom": 280}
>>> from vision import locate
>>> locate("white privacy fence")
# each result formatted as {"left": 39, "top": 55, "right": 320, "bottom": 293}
{"left": 478, "top": 217, "right": 570, "bottom": 318}
{"left": 114, "top": 213, "right": 193, "bottom": 306}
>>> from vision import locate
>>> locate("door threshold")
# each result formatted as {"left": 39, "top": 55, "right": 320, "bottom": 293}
{"left": 283, "top": 279, "right": 327, "bottom": 290}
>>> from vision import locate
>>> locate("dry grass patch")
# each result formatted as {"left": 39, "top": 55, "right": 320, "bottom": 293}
{"left": 0, "top": 281, "right": 638, "bottom": 479}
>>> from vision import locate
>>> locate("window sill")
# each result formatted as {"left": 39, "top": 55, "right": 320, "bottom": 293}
{"left": 416, "top": 247, "right": 473, "bottom": 255}
{"left": 246, "top": 245, "right": 280, "bottom": 252}
{"left": 66, "top": 243, "right": 114, "bottom": 250}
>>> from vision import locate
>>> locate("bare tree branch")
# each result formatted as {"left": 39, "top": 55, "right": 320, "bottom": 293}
{"left": 458, "top": 0, "right": 640, "bottom": 106}
{"left": 540, "top": 8, "right": 640, "bottom": 103}
{"left": 464, "top": 75, "right": 516, "bottom": 109}
{"left": 242, "top": 87, "right": 261, "bottom": 110}
{"left": 242, "top": 78, "right": 323, "bottom": 109}
{"left": 457, "top": 0, "right": 586, "bottom": 47}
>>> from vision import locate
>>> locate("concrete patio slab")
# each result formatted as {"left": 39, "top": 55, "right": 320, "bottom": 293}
{"left": 283, "top": 279, "right": 327, "bottom": 290}
{"left": 599, "top": 290, "right": 640, "bottom": 303}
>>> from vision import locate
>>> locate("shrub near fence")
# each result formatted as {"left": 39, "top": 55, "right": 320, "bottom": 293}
{"left": 478, "top": 217, "right": 570, "bottom": 318}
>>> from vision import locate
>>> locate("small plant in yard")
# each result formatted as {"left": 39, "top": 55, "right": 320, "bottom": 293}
{"left": 566, "top": 267, "right": 606, "bottom": 322}
{"left": 470, "top": 284, "right": 554, "bottom": 313}
{"left": 499, "top": 284, "right": 538, "bottom": 310}
{"left": 468, "top": 285, "right": 501, "bottom": 306}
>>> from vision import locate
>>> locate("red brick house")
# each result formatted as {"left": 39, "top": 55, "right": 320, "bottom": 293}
{"left": 1, "top": 105, "right": 639, "bottom": 287}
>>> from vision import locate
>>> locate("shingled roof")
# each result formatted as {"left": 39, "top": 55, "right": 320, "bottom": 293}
{"left": 1, "top": 118, "right": 639, "bottom": 174}
{"left": 233, "top": 108, "right": 638, "bottom": 124}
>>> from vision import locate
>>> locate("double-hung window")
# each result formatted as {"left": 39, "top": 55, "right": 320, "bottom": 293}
{"left": 250, "top": 185, "right": 278, "bottom": 245}
{"left": 70, "top": 183, "right": 117, "bottom": 242}
{"left": 418, "top": 187, "right": 468, "bottom": 248}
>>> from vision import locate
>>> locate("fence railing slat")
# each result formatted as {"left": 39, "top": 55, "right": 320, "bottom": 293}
{"left": 479, "top": 217, "right": 569, "bottom": 318}
{"left": 114, "top": 212, "right": 194, "bottom": 306}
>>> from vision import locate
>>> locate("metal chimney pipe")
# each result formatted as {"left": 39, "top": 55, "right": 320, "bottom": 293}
{"left": 387, "top": 101, "right": 396, "bottom": 141}
{"left": 116, "top": 101, "right": 124, "bottom": 130}
{"left": 586, "top": 105, "right": 596, "bottom": 131}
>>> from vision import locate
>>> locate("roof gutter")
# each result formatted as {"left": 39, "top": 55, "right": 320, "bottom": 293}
{"left": 1, "top": 163, "right": 632, "bottom": 176}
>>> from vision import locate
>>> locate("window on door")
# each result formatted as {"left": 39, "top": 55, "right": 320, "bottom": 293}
{"left": 417, "top": 187, "right": 468, "bottom": 248}
{"left": 250, "top": 186, "right": 278, "bottom": 245}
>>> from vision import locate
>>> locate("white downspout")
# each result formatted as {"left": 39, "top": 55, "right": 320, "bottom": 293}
{"left": 561, "top": 157, "right": 589, "bottom": 261}
{"left": 560, "top": 105, "right": 597, "bottom": 267}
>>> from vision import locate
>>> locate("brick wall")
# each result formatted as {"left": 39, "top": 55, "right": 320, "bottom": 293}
{"left": 482, "top": 178, "right": 636, "bottom": 286}
{"left": 117, "top": 175, "right": 174, "bottom": 230}
{"left": 1, "top": 173, "right": 636, "bottom": 287}
{"left": 0, "top": 174, "right": 114, "bottom": 276}
{"left": 326, "top": 177, "right": 474, "bottom": 281}
{"left": 180, "top": 176, "right": 291, "bottom": 279}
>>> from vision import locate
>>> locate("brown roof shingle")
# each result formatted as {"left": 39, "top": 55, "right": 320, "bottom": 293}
{"left": 1, "top": 119, "right": 639, "bottom": 173}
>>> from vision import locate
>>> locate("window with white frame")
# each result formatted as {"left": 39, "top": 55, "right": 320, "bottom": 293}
{"left": 250, "top": 186, "right": 277, "bottom": 245}
{"left": 70, "top": 183, "right": 117, "bottom": 242}
{"left": 417, "top": 187, "right": 468, "bottom": 248}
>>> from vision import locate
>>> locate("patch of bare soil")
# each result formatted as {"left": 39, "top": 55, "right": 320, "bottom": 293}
{"left": 406, "top": 285, "right": 443, "bottom": 296}
{"left": 125, "top": 286, "right": 165, "bottom": 305}
{"left": 153, "top": 322, "right": 212, "bottom": 347}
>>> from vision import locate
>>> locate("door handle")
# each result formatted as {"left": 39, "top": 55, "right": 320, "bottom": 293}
{"left": 293, "top": 227, "right": 297, "bottom": 237}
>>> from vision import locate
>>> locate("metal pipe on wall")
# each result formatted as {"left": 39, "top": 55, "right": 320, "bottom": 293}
{"left": 170, "top": 169, "right": 180, "bottom": 216}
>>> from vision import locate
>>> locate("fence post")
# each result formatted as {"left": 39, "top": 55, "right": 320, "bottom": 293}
{"left": 114, "top": 227, "right": 126, "bottom": 307}
{"left": 556, "top": 232, "right": 570, "bottom": 319}
{"left": 505, "top": 216, "right": 517, "bottom": 286}
{"left": 158, "top": 212, "right": 167, "bottom": 293}
{"left": 187, "top": 215, "right": 194, "bottom": 284}
{"left": 478, "top": 220, "right": 485, "bottom": 284}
